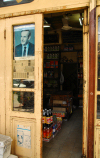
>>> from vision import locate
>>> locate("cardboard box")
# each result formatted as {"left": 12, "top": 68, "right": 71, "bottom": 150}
{"left": 53, "top": 107, "right": 66, "bottom": 112}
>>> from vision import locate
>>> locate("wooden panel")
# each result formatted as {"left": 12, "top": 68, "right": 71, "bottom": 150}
{"left": 87, "top": 7, "right": 96, "bottom": 158}
{"left": 0, "top": 19, "right": 6, "bottom": 135}
{"left": 94, "top": 128, "right": 100, "bottom": 158}
{"left": 10, "top": 117, "right": 36, "bottom": 157}
{"left": 0, "top": 0, "right": 89, "bottom": 19}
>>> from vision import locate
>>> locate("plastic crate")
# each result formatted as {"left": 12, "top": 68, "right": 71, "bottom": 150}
{"left": 0, "top": 134, "right": 12, "bottom": 158}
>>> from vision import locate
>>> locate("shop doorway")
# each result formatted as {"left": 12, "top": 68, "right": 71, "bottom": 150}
{"left": 43, "top": 10, "right": 85, "bottom": 158}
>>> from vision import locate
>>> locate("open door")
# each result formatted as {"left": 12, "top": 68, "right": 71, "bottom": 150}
{"left": 3, "top": 14, "right": 43, "bottom": 158}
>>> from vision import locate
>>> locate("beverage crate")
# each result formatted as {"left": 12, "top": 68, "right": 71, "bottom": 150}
{"left": 43, "top": 135, "right": 53, "bottom": 142}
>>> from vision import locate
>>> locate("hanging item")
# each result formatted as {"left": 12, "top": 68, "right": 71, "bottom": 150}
{"left": 60, "top": 71, "right": 64, "bottom": 85}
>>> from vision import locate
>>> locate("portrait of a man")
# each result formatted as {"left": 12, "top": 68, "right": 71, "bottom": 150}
{"left": 14, "top": 24, "right": 35, "bottom": 59}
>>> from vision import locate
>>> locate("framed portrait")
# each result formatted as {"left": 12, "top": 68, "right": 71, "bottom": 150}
{"left": 0, "top": 0, "right": 33, "bottom": 8}
{"left": 13, "top": 24, "right": 35, "bottom": 60}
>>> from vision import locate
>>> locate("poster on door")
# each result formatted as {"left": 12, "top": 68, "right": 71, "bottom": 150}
{"left": 13, "top": 24, "right": 35, "bottom": 60}
{"left": 17, "top": 124, "right": 31, "bottom": 149}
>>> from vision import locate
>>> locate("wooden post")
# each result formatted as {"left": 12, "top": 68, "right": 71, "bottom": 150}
{"left": 88, "top": 0, "right": 96, "bottom": 157}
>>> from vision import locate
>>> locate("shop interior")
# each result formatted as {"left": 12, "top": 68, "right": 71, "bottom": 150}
{"left": 43, "top": 10, "right": 84, "bottom": 158}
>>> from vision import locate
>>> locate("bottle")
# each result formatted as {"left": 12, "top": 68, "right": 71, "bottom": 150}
{"left": 49, "top": 109, "right": 53, "bottom": 126}
{"left": 46, "top": 126, "right": 50, "bottom": 139}
{"left": 42, "top": 109, "right": 46, "bottom": 125}
{"left": 52, "top": 123, "right": 56, "bottom": 138}
{"left": 78, "top": 72, "right": 80, "bottom": 78}
{"left": 43, "top": 124, "right": 47, "bottom": 138}
{"left": 81, "top": 73, "right": 83, "bottom": 78}
{"left": 46, "top": 109, "right": 51, "bottom": 126}
{"left": 46, "top": 109, "right": 51, "bottom": 139}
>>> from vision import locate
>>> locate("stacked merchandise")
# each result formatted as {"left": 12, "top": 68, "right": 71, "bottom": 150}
{"left": 42, "top": 109, "right": 62, "bottom": 142}
{"left": 42, "top": 109, "right": 53, "bottom": 142}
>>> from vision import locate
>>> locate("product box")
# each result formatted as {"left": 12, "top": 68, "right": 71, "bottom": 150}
{"left": 53, "top": 107, "right": 66, "bottom": 112}
{"left": 50, "top": 61, "right": 55, "bottom": 68}
{"left": 8, "top": 155, "right": 18, "bottom": 158}
{"left": 46, "top": 62, "right": 50, "bottom": 68}
{"left": 55, "top": 61, "right": 58, "bottom": 68}
{"left": 0, "top": 134, "right": 12, "bottom": 158}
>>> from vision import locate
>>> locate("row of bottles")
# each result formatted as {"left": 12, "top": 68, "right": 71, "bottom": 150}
{"left": 42, "top": 109, "right": 62, "bottom": 140}
{"left": 44, "top": 71, "right": 54, "bottom": 78}
{"left": 46, "top": 53, "right": 59, "bottom": 59}
{"left": 44, "top": 61, "right": 58, "bottom": 68}
{"left": 42, "top": 109, "right": 53, "bottom": 126}
{"left": 44, "top": 46, "right": 60, "bottom": 52}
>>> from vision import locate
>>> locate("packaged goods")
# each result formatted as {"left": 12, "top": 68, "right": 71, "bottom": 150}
{"left": 0, "top": 134, "right": 12, "bottom": 158}
{"left": 55, "top": 61, "right": 58, "bottom": 68}
{"left": 50, "top": 61, "right": 55, "bottom": 68}
{"left": 42, "top": 108, "right": 62, "bottom": 142}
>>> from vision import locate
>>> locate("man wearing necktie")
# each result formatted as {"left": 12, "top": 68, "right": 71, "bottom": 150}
{"left": 15, "top": 30, "right": 34, "bottom": 57}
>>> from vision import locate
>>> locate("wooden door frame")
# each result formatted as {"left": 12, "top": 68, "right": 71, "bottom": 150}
{"left": 42, "top": 8, "right": 89, "bottom": 158}
{"left": 87, "top": 7, "right": 96, "bottom": 158}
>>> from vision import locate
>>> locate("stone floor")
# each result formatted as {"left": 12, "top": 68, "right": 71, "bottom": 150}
{"left": 43, "top": 107, "right": 83, "bottom": 158}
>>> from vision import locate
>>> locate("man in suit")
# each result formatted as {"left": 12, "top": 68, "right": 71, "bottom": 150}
{"left": 15, "top": 30, "right": 34, "bottom": 57}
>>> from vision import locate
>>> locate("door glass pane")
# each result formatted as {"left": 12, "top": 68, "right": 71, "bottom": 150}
{"left": 13, "top": 24, "right": 35, "bottom": 88}
{"left": 13, "top": 91, "right": 34, "bottom": 112}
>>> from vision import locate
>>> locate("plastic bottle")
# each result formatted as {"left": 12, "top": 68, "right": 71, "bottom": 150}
{"left": 49, "top": 109, "right": 53, "bottom": 126}
{"left": 46, "top": 110, "right": 51, "bottom": 139}
{"left": 43, "top": 124, "right": 47, "bottom": 138}
{"left": 52, "top": 123, "right": 56, "bottom": 138}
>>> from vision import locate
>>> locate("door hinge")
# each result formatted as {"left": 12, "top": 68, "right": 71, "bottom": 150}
{"left": 4, "top": 29, "right": 6, "bottom": 39}
{"left": 83, "top": 24, "right": 89, "bottom": 34}
{"left": 81, "top": 155, "right": 86, "bottom": 158}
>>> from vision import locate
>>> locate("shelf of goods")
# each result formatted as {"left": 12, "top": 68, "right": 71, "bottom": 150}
{"left": 43, "top": 45, "right": 60, "bottom": 94}
{"left": 49, "top": 92, "right": 73, "bottom": 115}
{"left": 77, "top": 51, "right": 83, "bottom": 106}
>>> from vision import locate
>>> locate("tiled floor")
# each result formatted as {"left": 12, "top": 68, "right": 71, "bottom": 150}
{"left": 43, "top": 107, "right": 83, "bottom": 158}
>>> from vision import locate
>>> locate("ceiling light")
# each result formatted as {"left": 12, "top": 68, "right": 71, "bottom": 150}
{"left": 44, "top": 19, "right": 51, "bottom": 28}
{"left": 43, "top": 24, "right": 51, "bottom": 28}
{"left": 79, "top": 13, "right": 83, "bottom": 26}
